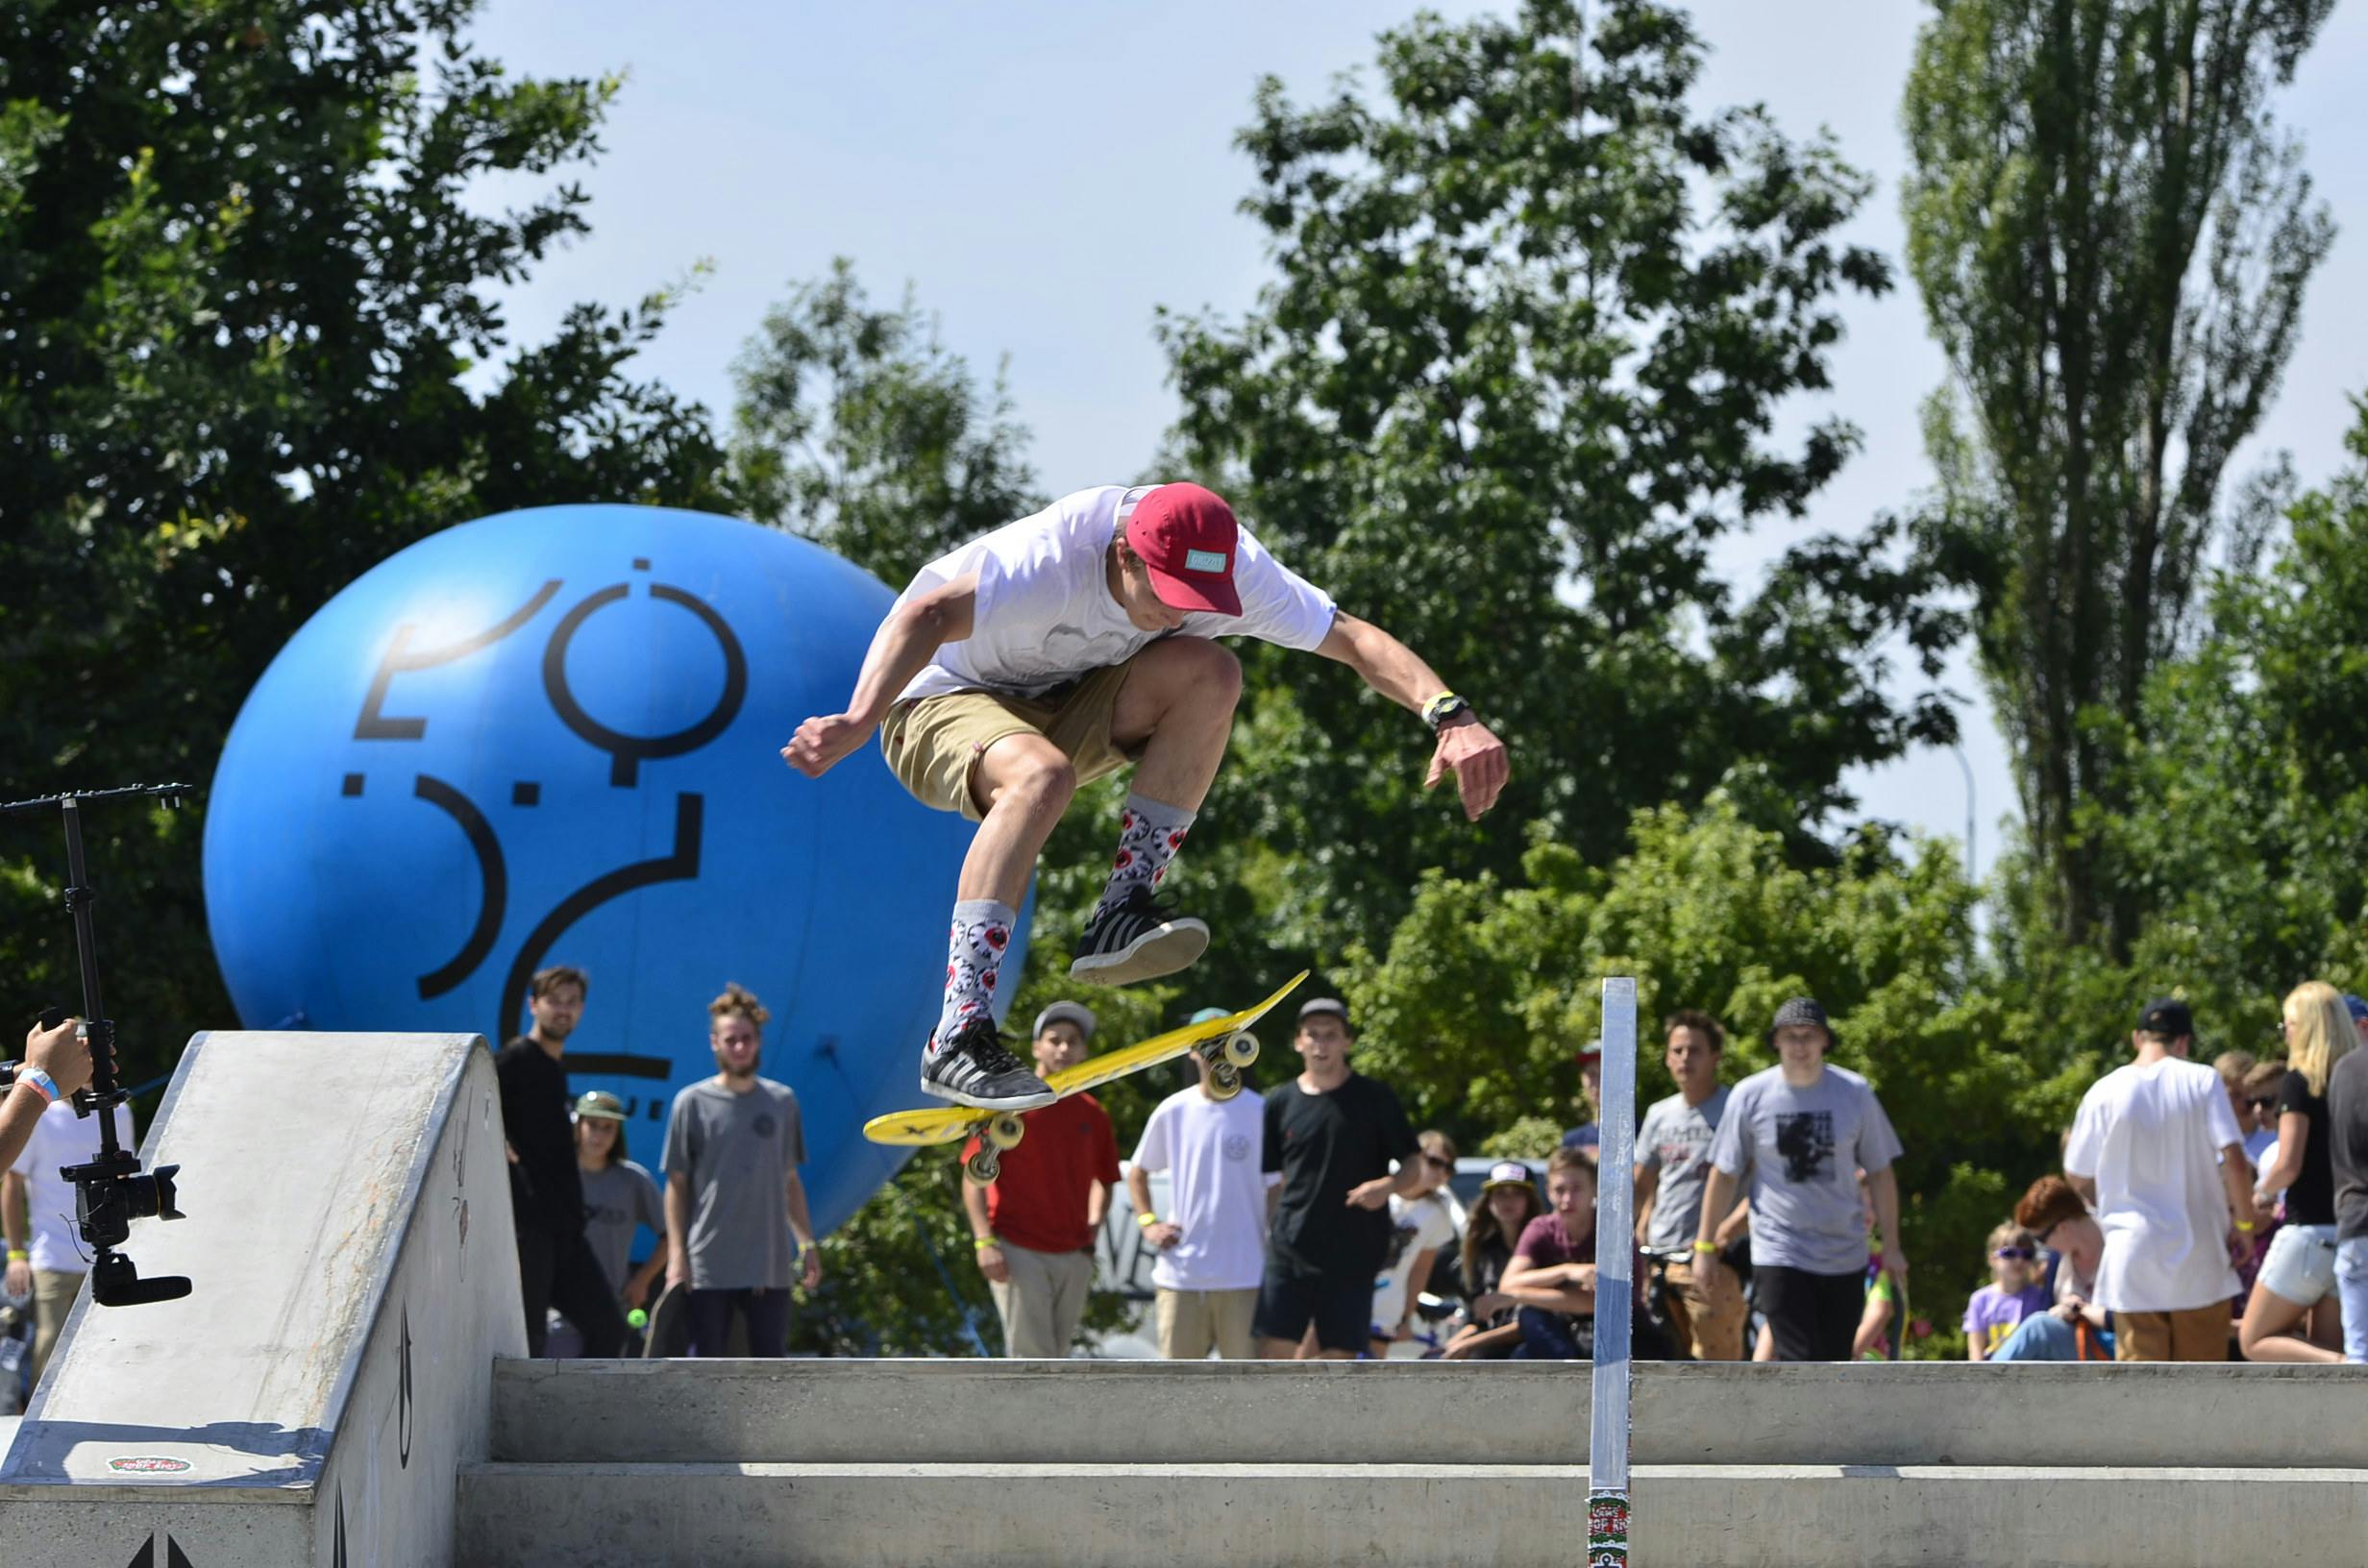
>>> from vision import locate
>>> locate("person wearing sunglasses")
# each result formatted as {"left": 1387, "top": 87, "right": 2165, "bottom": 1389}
{"left": 1368, "top": 1131, "right": 1463, "bottom": 1357}
{"left": 1962, "top": 1221, "right": 2052, "bottom": 1360}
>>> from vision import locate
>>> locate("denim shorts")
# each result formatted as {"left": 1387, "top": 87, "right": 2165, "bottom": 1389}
{"left": 2257, "top": 1222, "right": 2337, "bottom": 1306}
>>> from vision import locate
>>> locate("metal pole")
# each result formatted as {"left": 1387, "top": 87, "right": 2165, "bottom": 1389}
{"left": 1590, "top": 975, "right": 1639, "bottom": 1565}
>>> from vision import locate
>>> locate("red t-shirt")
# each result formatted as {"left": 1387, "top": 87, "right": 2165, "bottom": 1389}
{"left": 965, "top": 1092, "right": 1121, "bottom": 1254}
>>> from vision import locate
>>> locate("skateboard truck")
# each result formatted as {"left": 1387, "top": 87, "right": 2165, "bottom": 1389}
{"left": 958, "top": 1030, "right": 1261, "bottom": 1187}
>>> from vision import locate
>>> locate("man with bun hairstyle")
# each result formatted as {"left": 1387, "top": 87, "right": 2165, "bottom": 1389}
{"left": 662, "top": 983, "right": 821, "bottom": 1359}
{"left": 783, "top": 483, "right": 1509, "bottom": 1112}
{"left": 964, "top": 1001, "right": 1120, "bottom": 1357}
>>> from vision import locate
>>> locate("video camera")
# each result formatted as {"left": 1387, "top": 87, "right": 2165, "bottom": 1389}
{"left": 2, "top": 784, "right": 192, "bottom": 1307}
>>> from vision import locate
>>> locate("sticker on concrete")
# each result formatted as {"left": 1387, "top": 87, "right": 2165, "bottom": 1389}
{"left": 107, "top": 1457, "right": 192, "bottom": 1474}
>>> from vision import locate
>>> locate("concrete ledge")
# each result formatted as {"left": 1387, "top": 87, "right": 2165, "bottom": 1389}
{"left": 456, "top": 1458, "right": 2368, "bottom": 1568}
{"left": 491, "top": 1356, "right": 2368, "bottom": 1469}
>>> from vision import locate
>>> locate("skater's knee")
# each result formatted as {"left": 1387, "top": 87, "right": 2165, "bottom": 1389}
{"left": 1158, "top": 636, "right": 1241, "bottom": 704}
{"left": 993, "top": 748, "right": 1076, "bottom": 810}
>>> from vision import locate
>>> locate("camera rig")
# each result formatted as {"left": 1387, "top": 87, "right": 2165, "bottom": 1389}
{"left": 3, "top": 783, "right": 193, "bottom": 1307}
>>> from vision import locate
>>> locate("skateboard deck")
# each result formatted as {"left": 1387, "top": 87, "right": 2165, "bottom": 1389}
{"left": 864, "top": 970, "right": 1308, "bottom": 1185}
{"left": 639, "top": 1282, "right": 690, "bottom": 1359}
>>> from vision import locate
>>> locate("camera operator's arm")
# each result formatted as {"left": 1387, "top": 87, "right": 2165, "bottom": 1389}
{"left": 0, "top": 1017, "right": 95, "bottom": 1176}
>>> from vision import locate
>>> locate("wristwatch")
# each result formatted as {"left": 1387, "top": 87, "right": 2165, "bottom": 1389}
{"left": 1421, "top": 692, "right": 1472, "bottom": 732}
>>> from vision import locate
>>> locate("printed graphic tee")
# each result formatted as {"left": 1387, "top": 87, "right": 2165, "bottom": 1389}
{"left": 1636, "top": 1086, "right": 1732, "bottom": 1251}
{"left": 890, "top": 486, "right": 1338, "bottom": 705}
{"left": 662, "top": 1077, "right": 807, "bottom": 1291}
{"left": 1129, "top": 1086, "right": 1275, "bottom": 1292}
{"left": 2065, "top": 1056, "right": 2245, "bottom": 1312}
{"left": 580, "top": 1158, "right": 665, "bottom": 1294}
{"left": 1370, "top": 1188, "right": 1460, "bottom": 1336}
{"left": 1707, "top": 1065, "right": 1903, "bottom": 1276}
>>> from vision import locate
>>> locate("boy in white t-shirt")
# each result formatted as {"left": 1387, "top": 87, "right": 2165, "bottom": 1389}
{"left": 1126, "top": 1009, "right": 1279, "bottom": 1359}
{"left": 4, "top": 1091, "right": 136, "bottom": 1385}
{"left": 784, "top": 483, "right": 1509, "bottom": 1110}
{"left": 2063, "top": 997, "right": 2254, "bottom": 1361}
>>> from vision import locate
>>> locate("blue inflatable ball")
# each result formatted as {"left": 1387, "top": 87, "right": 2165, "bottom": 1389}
{"left": 202, "top": 504, "right": 1023, "bottom": 1237}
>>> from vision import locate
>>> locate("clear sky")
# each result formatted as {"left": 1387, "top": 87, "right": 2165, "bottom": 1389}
{"left": 462, "top": 0, "right": 2368, "bottom": 884}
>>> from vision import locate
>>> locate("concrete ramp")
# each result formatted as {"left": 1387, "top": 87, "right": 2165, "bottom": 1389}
{"left": 0, "top": 1031, "right": 523, "bottom": 1567}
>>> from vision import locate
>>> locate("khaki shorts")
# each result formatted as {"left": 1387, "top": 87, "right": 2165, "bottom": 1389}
{"left": 1664, "top": 1255, "right": 1749, "bottom": 1362}
{"left": 2115, "top": 1302, "right": 2232, "bottom": 1361}
{"left": 1155, "top": 1286, "right": 1260, "bottom": 1360}
{"left": 880, "top": 661, "right": 1141, "bottom": 821}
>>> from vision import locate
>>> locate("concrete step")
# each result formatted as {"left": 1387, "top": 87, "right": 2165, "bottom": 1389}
{"left": 490, "top": 1356, "right": 2368, "bottom": 1469}
{"left": 455, "top": 1458, "right": 2368, "bottom": 1568}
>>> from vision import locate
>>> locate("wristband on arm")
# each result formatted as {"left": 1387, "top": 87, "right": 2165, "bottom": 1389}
{"left": 12, "top": 1069, "right": 58, "bottom": 1106}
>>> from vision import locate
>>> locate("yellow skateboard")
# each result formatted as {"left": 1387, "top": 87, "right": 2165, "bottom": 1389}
{"left": 864, "top": 971, "right": 1309, "bottom": 1185}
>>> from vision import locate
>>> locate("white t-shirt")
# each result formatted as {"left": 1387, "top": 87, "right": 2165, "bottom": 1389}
{"left": 9, "top": 1097, "right": 138, "bottom": 1273}
{"left": 1370, "top": 1189, "right": 1460, "bottom": 1336}
{"left": 2064, "top": 1055, "right": 2245, "bottom": 1312}
{"left": 890, "top": 485, "right": 1339, "bottom": 706}
{"left": 1129, "top": 1085, "right": 1277, "bottom": 1292}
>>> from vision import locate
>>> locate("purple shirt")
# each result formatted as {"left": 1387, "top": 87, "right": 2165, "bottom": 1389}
{"left": 1963, "top": 1282, "right": 2052, "bottom": 1355}
{"left": 1513, "top": 1213, "right": 1597, "bottom": 1270}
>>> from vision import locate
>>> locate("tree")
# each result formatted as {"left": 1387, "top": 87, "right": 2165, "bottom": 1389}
{"left": 1339, "top": 795, "right": 2084, "bottom": 1335}
{"left": 2089, "top": 396, "right": 2368, "bottom": 1040}
{"left": 1902, "top": 0, "right": 2336, "bottom": 956}
{"left": 729, "top": 258, "right": 1044, "bottom": 590}
{"left": 0, "top": 2, "right": 732, "bottom": 1086}
{"left": 1159, "top": 0, "right": 1961, "bottom": 968}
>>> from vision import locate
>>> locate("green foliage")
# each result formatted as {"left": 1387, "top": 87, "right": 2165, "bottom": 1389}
{"left": 1902, "top": 0, "right": 2336, "bottom": 954}
{"left": 1340, "top": 796, "right": 2079, "bottom": 1296}
{"left": 2084, "top": 399, "right": 2368, "bottom": 1044}
{"left": 0, "top": 1, "right": 732, "bottom": 1085}
{"left": 1162, "top": 0, "right": 1962, "bottom": 977}
{"left": 728, "top": 258, "right": 1045, "bottom": 590}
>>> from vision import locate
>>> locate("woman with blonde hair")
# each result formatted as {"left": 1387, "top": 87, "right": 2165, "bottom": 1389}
{"left": 2240, "top": 980, "right": 2354, "bottom": 1360}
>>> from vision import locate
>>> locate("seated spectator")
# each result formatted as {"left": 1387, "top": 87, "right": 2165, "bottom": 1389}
{"left": 1962, "top": 1220, "right": 2050, "bottom": 1361}
{"left": 1369, "top": 1130, "right": 1461, "bottom": 1356}
{"left": 1501, "top": 1147, "right": 1598, "bottom": 1359}
{"left": 1440, "top": 1162, "right": 1542, "bottom": 1360}
{"left": 2239, "top": 981, "right": 2353, "bottom": 1362}
{"left": 1994, "top": 1175, "right": 2112, "bottom": 1360}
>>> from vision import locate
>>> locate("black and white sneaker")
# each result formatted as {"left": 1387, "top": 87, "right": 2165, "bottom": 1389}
{"left": 921, "top": 1017, "right": 1057, "bottom": 1110}
{"left": 1069, "top": 886, "right": 1210, "bottom": 986}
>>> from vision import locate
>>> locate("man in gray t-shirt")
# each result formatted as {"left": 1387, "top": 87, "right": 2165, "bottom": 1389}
{"left": 661, "top": 985, "right": 823, "bottom": 1358}
{"left": 1633, "top": 1009, "right": 1746, "bottom": 1360}
{"left": 1698, "top": 997, "right": 1906, "bottom": 1361}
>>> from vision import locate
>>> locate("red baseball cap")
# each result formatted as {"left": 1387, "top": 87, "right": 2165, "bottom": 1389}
{"left": 1124, "top": 483, "right": 1242, "bottom": 617}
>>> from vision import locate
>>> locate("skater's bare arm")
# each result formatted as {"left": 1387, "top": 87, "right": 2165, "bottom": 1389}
{"left": 663, "top": 1173, "right": 693, "bottom": 1291}
{"left": 782, "top": 576, "right": 978, "bottom": 778}
{"left": 1314, "top": 613, "right": 1508, "bottom": 821}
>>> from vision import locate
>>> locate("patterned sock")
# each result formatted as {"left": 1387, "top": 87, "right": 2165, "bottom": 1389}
{"left": 1091, "top": 793, "right": 1197, "bottom": 922}
{"left": 932, "top": 898, "right": 1016, "bottom": 1053}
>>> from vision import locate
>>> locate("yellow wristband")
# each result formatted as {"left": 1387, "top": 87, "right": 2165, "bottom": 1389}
{"left": 1692, "top": 1239, "right": 1718, "bottom": 1254}
{"left": 2233, "top": 1219, "right": 2256, "bottom": 1233}
{"left": 1136, "top": 1213, "right": 1159, "bottom": 1230}
{"left": 974, "top": 1237, "right": 999, "bottom": 1252}
{"left": 5, "top": 1249, "right": 25, "bottom": 1262}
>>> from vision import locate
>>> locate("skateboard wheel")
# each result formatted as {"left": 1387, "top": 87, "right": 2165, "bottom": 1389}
{"left": 1208, "top": 1061, "right": 1242, "bottom": 1100}
{"left": 964, "top": 1148, "right": 1001, "bottom": 1186}
{"left": 986, "top": 1113, "right": 1025, "bottom": 1150}
{"left": 1223, "top": 1032, "right": 1260, "bottom": 1068}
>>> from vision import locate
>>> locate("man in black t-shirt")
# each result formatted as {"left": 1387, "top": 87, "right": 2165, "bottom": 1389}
{"left": 496, "top": 965, "right": 628, "bottom": 1357}
{"left": 1256, "top": 997, "right": 1425, "bottom": 1359}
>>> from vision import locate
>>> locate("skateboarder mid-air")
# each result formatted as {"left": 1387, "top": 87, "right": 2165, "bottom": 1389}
{"left": 783, "top": 482, "right": 1509, "bottom": 1111}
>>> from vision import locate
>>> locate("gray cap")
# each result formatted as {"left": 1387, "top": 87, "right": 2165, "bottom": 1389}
{"left": 1768, "top": 996, "right": 1833, "bottom": 1042}
{"left": 1297, "top": 996, "right": 1350, "bottom": 1027}
{"left": 1033, "top": 1001, "right": 1098, "bottom": 1041}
